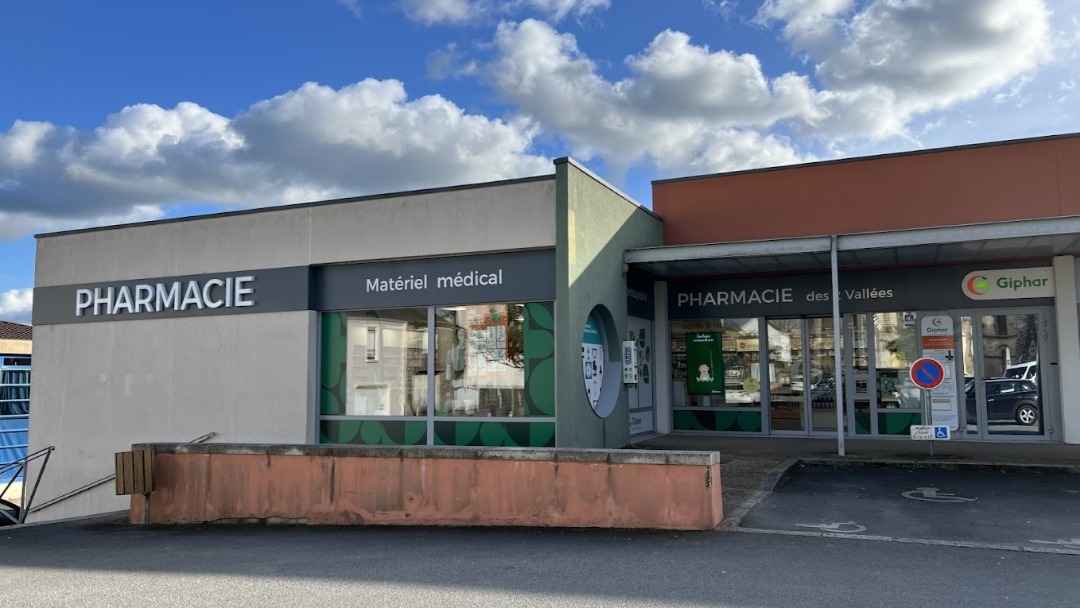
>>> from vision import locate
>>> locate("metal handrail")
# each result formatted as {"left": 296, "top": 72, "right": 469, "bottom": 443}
{"left": 28, "top": 431, "right": 217, "bottom": 516}
{"left": 1, "top": 446, "right": 55, "bottom": 525}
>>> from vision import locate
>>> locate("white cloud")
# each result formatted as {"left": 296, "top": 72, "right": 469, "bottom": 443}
{"left": 761, "top": 0, "right": 1054, "bottom": 140}
{"left": 479, "top": 0, "right": 1059, "bottom": 175}
{"left": 338, "top": 0, "right": 363, "bottom": 19}
{"left": 401, "top": 0, "right": 476, "bottom": 24}
{"left": 0, "top": 206, "right": 166, "bottom": 242}
{"left": 702, "top": 0, "right": 739, "bottom": 19}
{"left": 0, "top": 288, "right": 32, "bottom": 324}
{"left": 399, "top": 0, "right": 609, "bottom": 25}
{"left": 524, "top": 0, "right": 609, "bottom": 21}
{"left": 755, "top": 0, "right": 853, "bottom": 57}
{"left": 485, "top": 19, "right": 811, "bottom": 177}
{"left": 0, "top": 79, "right": 551, "bottom": 242}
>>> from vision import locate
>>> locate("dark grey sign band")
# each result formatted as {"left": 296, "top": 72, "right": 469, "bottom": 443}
{"left": 33, "top": 267, "right": 313, "bottom": 325}
{"left": 34, "top": 249, "right": 557, "bottom": 325}
{"left": 315, "top": 249, "right": 556, "bottom": 311}
{"left": 668, "top": 263, "right": 1054, "bottom": 319}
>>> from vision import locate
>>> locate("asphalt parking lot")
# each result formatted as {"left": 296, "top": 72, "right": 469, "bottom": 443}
{"left": 739, "top": 463, "right": 1080, "bottom": 552}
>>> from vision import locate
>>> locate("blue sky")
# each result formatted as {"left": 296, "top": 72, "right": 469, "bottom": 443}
{"left": 2, "top": 0, "right": 1079, "bottom": 323}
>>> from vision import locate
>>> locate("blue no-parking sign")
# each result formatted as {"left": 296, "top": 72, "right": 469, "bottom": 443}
{"left": 910, "top": 357, "right": 945, "bottom": 390}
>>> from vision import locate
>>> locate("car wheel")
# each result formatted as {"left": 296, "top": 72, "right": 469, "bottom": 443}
{"left": 1016, "top": 403, "right": 1038, "bottom": 426}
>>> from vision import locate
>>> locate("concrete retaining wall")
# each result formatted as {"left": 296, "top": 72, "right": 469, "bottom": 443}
{"left": 130, "top": 444, "right": 722, "bottom": 530}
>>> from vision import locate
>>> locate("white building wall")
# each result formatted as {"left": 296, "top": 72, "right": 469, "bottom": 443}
{"left": 35, "top": 179, "right": 557, "bottom": 287}
{"left": 309, "top": 181, "right": 557, "bottom": 264}
{"left": 27, "top": 312, "right": 315, "bottom": 522}
{"left": 1058, "top": 256, "right": 1080, "bottom": 444}
{"left": 30, "top": 178, "right": 557, "bottom": 521}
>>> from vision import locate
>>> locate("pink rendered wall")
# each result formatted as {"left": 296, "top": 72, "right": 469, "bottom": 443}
{"left": 131, "top": 450, "right": 723, "bottom": 531}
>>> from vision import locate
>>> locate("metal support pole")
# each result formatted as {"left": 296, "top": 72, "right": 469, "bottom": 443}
{"left": 831, "top": 235, "right": 845, "bottom": 457}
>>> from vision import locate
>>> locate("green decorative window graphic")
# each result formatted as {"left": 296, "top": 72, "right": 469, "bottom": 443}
{"left": 433, "top": 421, "right": 555, "bottom": 447}
{"left": 320, "top": 302, "right": 554, "bottom": 447}
{"left": 320, "top": 420, "right": 427, "bottom": 445}
{"left": 673, "top": 409, "right": 762, "bottom": 433}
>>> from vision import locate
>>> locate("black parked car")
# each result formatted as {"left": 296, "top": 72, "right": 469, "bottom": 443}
{"left": 965, "top": 379, "right": 1040, "bottom": 426}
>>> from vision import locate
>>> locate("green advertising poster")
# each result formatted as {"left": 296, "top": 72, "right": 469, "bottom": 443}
{"left": 687, "top": 332, "right": 724, "bottom": 395}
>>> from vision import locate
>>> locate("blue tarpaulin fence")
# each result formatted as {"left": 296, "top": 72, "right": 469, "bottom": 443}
{"left": 1, "top": 416, "right": 28, "bottom": 483}
{"left": 1, "top": 362, "right": 30, "bottom": 484}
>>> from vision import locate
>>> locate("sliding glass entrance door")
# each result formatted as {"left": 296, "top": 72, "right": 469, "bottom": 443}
{"left": 807, "top": 318, "right": 839, "bottom": 433}
{"left": 767, "top": 318, "right": 839, "bottom": 435}
{"left": 960, "top": 309, "right": 1053, "bottom": 439}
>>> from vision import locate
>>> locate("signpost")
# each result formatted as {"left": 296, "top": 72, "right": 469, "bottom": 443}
{"left": 919, "top": 316, "right": 959, "bottom": 431}
{"left": 911, "top": 315, "right": 959, "bottom": 451}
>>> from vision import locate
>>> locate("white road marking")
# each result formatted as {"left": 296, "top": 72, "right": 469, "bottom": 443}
{"left": 1030, "top": 538, "right": 1080, "bottom": 550}
{"left": 795, "top": 522, "right": 867, "bottom": 534}
{"left": 901, "top": 486, "right": 977, "bottom": 503}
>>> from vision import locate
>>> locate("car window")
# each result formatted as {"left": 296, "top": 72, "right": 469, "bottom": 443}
{"left": 999, "top": 382, "right": 1016, "bottom": 394}
{"left": 985, "top": 382, "right": 1001, "bottom": 396}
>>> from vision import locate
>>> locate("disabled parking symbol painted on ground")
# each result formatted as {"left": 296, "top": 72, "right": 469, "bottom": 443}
{"left": 901, "top": 487, "right": 977, "bottom": 503}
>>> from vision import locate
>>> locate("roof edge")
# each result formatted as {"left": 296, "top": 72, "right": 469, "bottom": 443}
{"left": 652, "top": 132, "right": 1080, "bottom": 186}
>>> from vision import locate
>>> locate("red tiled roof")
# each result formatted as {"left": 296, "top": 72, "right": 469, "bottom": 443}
{"left": 0, "top": 321, "right": 32, "bottom": 341}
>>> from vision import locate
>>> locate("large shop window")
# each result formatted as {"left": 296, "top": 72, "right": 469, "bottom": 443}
{"left": 320, "top": 302, "right": 555, "bottom": 447}
{"left": 339, "top": 308, "right": 429, "bottom": 416}
{"left": 435, "top": 304, "right": 528, "bottom": 417}
{"left": 671, "top": 318, "right": 762, "bottom": 409}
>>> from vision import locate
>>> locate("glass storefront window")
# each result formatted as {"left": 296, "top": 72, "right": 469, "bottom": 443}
{"left": 435, "top": 304, "right": 526, "bottom": 417}
{"left": 873, "top": 312, "right": 920, "bottom": 410}
{"left": 320, "top": 302, "right": 555, "bottom": 447}
{"left": 341, "top": 308, "right": 429, "bottom": 416}
{"left": 671, "top": 318, "right": 761, "bottom": 408}
{"left": 321, "top": 303, "right": 553, "bottom": 422}
{"left": 767, "top": 319, "right": 802, "bottom": 431}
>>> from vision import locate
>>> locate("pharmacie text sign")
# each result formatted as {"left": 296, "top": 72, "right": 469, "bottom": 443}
{"left": 33, "top": 266, "right": 311, "bottom": 325}
{"left": 668, "top": 264, "right": 1053, "bottom": 319}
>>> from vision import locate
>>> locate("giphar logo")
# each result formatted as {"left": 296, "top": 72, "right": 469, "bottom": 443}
{"left": 963, "top": 275, "right": 990, "bottom": 297}
{"left": 962, "top": 268, "right": 1053, "bottom": 300}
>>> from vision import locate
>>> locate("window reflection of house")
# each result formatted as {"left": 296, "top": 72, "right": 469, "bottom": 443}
{"left": 338, "top": 305, "right": 530, "bottom": 419}
{"left": 436, "top": 304, "right": 526, "bottom": 417}
{"left": 982, "top": 314, "right": 1038, "bottom": 378}
{"left": 347, "top": 309, "right": 428, "bottom": 416}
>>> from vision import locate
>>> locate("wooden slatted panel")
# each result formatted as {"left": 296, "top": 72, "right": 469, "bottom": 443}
{"left": 134, "top": 449, "right": 154, "bottom": 494}
{"left": 115, "top": 450, "right": 155, "bottom": 495}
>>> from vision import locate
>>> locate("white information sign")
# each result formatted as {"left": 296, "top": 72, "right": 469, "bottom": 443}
{"left": 910, "top": 425, "right": 951, "bottom": 440}
{"left": 920, "top": 315, "right": 959, "bottom": 431}
{"left": 622, "top": 340, "right": 639, "bottom": 384}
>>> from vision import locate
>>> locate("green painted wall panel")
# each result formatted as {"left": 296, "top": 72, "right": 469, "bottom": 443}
{"left": 554, "top": 159, "right": 663, "bottom": 448}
